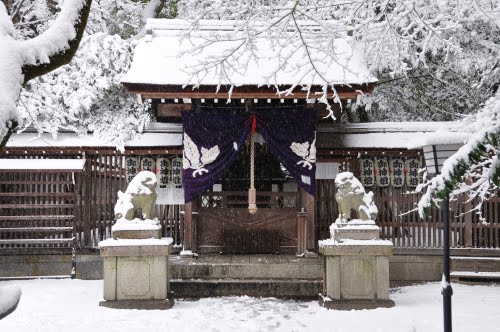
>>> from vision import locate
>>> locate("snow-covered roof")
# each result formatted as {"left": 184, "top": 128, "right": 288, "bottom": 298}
{"left": 318, "top": 122, "right": 472, "bottom": 149}
{"left": 406, "top": 127, "right": 473, "bottom": 149}
{"left": 5, "top": 121, "right": 470, "bottom": 151}
{"left": 0, "top": 159, "right": 86, "bottom": 171}
{"left": 5, "top": 123, "right": 182, "bottom": 148}
{"left": 121, "top": 19, "right": 377, "bottom": 87}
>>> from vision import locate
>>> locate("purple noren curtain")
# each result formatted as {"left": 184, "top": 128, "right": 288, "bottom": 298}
{"left": 182, "top": 106, "right": 316, "bottom": 203}
{"left": 256, "top": 107, "right": 316, "bottom": 195}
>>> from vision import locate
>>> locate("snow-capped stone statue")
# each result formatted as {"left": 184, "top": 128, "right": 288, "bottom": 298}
{"left": 100, "top": 171, "right": 173, "bottom": 309}
{"left": 112, "top": 171, "right": 161, "bottom": 240}
{"left": 318, "top": 172, "right": 394, "bottom": 310}
{"left": 114, "top": 171, "right": 158, "bottom": 221}
{"left": 335, "top": 172, "right": 378, "bottom": 222}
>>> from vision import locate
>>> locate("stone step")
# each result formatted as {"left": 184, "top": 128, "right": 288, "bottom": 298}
{"left": 451, "top": 256, "right": 500, "bottom": 273}
{"left": 170, "top": 255, "right": 322, "bottom": 280}
{"left": 171, "top": 279, "right": 322, "bottom": 299}
{"left": 450, "top": 271, "right": 500, "bottom": 283}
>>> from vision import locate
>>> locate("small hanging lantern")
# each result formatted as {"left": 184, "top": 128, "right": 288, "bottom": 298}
{"left": 248, "top": 114, "right": 257, "bottom": 214}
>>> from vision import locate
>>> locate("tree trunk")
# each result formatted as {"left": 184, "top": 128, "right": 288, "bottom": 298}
{"left": 0, "top": 121, "right": 17, "bottom": 152}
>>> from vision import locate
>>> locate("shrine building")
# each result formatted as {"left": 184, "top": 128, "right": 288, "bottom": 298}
{"left": 1, "top": 19, "right": 495, "bottom": 258}
{"left": 118, "top": 19, "right": 419, "bottom": 255}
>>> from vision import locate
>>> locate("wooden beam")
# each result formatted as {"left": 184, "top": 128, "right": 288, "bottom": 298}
{"left": 124, "top": 83, "right": 375, "bottom": 100}
{"left": 142, "top": 91, "right": 363, "bottom": 100}
{"left": 157, "top": 103, "right": 192, "bottom": 118}
{"left": 1, "top": 148, "right": 183, "bottom": 156}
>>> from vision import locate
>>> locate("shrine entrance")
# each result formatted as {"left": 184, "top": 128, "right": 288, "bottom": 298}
{"left": 196, "top": 143, "right": 302, "bottom": 254}
{"left": 180, "top": 103, "right": 317, "bottom": 255}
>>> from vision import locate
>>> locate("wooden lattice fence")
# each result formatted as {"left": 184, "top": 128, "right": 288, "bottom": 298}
{"left": 0, "top": 152, "right": 183, "bottom": 253}
{"left": 316, "top": 180, "right": 500, "bottom": 249}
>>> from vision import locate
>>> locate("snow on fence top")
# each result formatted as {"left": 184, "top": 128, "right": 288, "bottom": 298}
{"left": 406, "top": 126, "right": 473, "bottom": 149}
{"left": 0, "top": 158, "right": 85, "bottom": 171}
{"left": 5, "top": 123, "right": 182, "bottom": 148}
{"left": 317, "top": 121, "right": 472, "bottom": 149}
{"left": 121, "top": 19, "right": 376, "bottom": 87}
{"left": 6, "top": 121, "right": 470, "bottom": 150}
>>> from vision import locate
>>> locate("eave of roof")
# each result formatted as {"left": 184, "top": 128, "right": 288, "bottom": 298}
{"left": 123, "top": 83, "right": 375, "bottom": 99}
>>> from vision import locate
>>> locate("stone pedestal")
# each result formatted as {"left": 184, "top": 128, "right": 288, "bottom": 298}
{"left": 318, "top": 221, "right": 394, "bottom": 310}
{"left": 99, "top": 237, "right": 174, "bottom": 309}
{"left": 111, "top": 218, "right": 162, "bottom": 240}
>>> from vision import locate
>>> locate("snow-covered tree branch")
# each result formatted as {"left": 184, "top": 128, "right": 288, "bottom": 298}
{"left": 0, "top": 0, "right": 93, "bottom": 149}
{"left": 21, "top": 1, "right": 92, "bottom": 83}
{"left": 179, "top": 0, "right": 500, "bottom": 210}
{"left": 13, "top": 0, "right": 176, "bottom": 150}
{"left": 19, "top": 33, "right": 152, "bottom": 150}
{"left": 417, "top": 91, "right": 500, "bottom": 218}
{"left": 178, "top": 0, "right": 499, "bottom": 118}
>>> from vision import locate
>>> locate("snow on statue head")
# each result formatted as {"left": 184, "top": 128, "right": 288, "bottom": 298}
{"left": 114, "top": 171, "right": 158, "bottom": 221}
{"left": 335, "top": 172, "right": 378, "bottom": 222}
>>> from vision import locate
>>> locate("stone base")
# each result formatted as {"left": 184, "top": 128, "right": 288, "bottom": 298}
{"left": 99, "top": 294, "right": 174, "bottom": 310}
{"left": 100, "top": 238, "right": 173, "bottom": 302}
{"left": 331, "top": 224, "right": 380, "bottom": 242}
{"left": 112, "top": 229, "right": 161, "bottom": 240}
{"left": 304, "top": 251, "right": 319, "bottom": 259}
{"left": 319, "top": 294, "right": 395, "bottom": 310}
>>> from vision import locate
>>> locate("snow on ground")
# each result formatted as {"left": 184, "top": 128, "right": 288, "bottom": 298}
{"left": 0, "top": 279, "right": 499, "bottom": 332}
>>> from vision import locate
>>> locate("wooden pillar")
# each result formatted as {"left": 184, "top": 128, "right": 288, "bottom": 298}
{"left": 297, "top": 211, "right": 307, "bottom": 256}
{"left": 305, "top": 192, "right": 316, "bottom": 250}
{"left": 182, "top": 202, "right": 193, "bottom": 251}
{"left": 300, "top": 189, "right": 316, "bottom": 251}
{"left": 182, "top": 200, "right": 198, "bottom": 253}
{"left": 83, "top": 158, "right": 91, "bottom": 247}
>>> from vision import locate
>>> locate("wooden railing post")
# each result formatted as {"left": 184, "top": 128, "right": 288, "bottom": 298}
{"left": 296, "top": 210, "right": 307, "bottom": 256}
{"left": 464, "top": 199, "right": 473, "bottom": 247}
{"left": 181, "top": 201, "right": 198, "bottom": 255}
{"left": 300, "top": 189, "right": 315, "bottom": 251}
{"left": 83, "top": 157, "right": 91, "bottom": 247}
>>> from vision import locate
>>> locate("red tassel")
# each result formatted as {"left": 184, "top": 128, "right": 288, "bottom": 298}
{"left": 251, "top": 114, "right": 257, "bottom": 134}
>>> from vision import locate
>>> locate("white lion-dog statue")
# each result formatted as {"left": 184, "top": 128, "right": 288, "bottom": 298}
{"left": 114, "top": 171, "right": 158, "bottom": 221}
{"left": 335, "top": 172, "right": 378, "bottom": 222}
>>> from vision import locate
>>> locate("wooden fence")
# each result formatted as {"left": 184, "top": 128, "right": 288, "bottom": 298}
{"left": 2, "top": 154, "right": 500, "bottom": 253}
{"left": 316, "top": 180, "right": 500, "bottom": 249}
{"left": 0, "top": 153, "right": 183, "bottom": 253}
{"left": 0, "top": 168, "right": 81, "bottom": 254}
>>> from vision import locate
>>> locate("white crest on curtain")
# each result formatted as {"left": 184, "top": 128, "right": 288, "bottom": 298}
{"left": 183, "top": 133, "right": 220, "bottom": 177}
{"left": 290, "top": 138, "right": 316, "bottom": 170}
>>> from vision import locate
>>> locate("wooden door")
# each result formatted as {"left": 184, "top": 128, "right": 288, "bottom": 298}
{"left": 197, "top": 191, "right": 299, "bottom": 254}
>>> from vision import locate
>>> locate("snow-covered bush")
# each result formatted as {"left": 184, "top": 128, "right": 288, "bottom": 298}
{"left": 0, "top": 285, "right": 21, "bottom": 320}
{"left": 18, "top": 33, "right": 151, "bottom": 150}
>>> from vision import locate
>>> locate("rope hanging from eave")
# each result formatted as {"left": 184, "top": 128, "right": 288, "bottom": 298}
{"left": 248, "top": 113, "right": 257, "bottom": 214}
